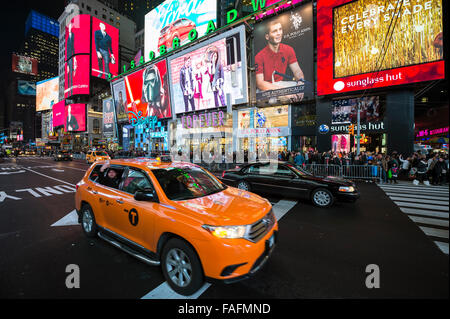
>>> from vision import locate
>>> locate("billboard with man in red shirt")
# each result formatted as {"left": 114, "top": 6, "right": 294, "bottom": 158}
{"left": 254, "top": 2, "right": 314, "bottom": 105}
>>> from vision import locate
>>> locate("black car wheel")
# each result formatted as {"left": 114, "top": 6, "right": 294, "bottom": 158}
{"left": 237, "top": 180, "right": 251, "bottom": 191}
{"left": 81, "top": 204, "right": 98, "bottom": 238}
{"left": 311, "top": 188, "right": 334, "bottom": 208}
{"left": 161, "top": 238, "right": 204, "bottom": 296}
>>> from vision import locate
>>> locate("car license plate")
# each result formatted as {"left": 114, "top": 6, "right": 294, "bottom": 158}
{"left": 268, "top": 233, "right": 275, "bottom": 248}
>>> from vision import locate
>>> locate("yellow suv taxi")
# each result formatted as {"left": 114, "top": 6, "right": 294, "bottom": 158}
{"left": 75, "top": 158, "right": 278, "bottom": 295}
{"left": 85, "top": 150, "right": 111, "bottom": 164}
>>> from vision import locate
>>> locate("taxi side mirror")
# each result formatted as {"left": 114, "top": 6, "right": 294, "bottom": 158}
{"left": 134, "top": 190, "right": 159, "bottom": 203}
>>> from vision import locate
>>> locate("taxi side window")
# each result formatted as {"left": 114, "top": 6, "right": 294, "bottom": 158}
{"left": 122, "top": 167, "right": 154, "bottom": 195}
{"left": 89, "top": 165, "right": 102, "bottom": 182}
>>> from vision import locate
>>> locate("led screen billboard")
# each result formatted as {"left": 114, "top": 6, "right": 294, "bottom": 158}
{"left": 65, "top": 104, "right": 86, "bottom": 132}
{"left": 111, "top": 79, "right": 129, "bottom": 123}
{"left": 36, "top": 77, "right": 59, "bottom": 112}
{"left": 65, "top": 14, "right": 91, "bottom": 61}
{"left": 331, "top": 96, "right": 383, "bottom": 124}
{"left": 18, "top": 80, "right": 36, "bottom": 96}
{"left": 65, "top": 54, "right": 90, "bottom": 98}
{"left": 91, "top": 17, "right": 119, "bottom": 79}
{"left": 12, "top": 54, "right": 38, "bottom": 75}
{"left": 102, "top": 98, "right": 115, "bottom": 137}
{"left": 124, "top": 59, "right": 172, "bottom": 121}
{"left": 254, "top": 2, "right": 314, "bottom": 105}
{"left": 168, "top": 25, "right": 248, "bottom": 114}
{"left": 52, "top": 100, "right": 66, "bottom": 128}
{"left": 144, "top": 0, "right": 217, "bottom": 59}
{"left": 317, "top": 0, "right": 445, "bottom": 95}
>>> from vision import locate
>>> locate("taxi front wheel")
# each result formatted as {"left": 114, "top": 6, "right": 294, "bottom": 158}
{"left": 161, "top": 238, "right": 204, "bottom": 296}
{"left": 81, "top": 204, "right": 98, "bottom": 238}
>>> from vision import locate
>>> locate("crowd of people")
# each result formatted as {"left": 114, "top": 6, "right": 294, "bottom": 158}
{"left": 277, "top": 149, "right": 449, "bottom": 186}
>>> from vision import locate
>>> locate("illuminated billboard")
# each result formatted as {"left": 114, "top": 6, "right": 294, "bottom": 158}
{"left": 168, "top": 25, "right": 248, "bottom": 114}
{"left": 12, "top": 54, "right": 38, "bottom": 75}
{"left": 102, "top": 98, "right": 115, "bottom": 137}
{"left": 52, "top": 100, "right": 66, "bottom": 128}
{"left": 124, "top": 59, "right": 172, "bottom": 121}
{"left": 91, "top": 17, "right": 119, "bottom": 79}
{"left": 65, "top": 104, "right": 86, "bottom": 132}
{"left": 65, "top": 54, "right": 90, "bottom": 98}
{"left": 18, "top": 80, "right": 36, "bottom": 96}
{"left": 111, "top": 79, "right": 129, "bottom": 123}
{"left": 144, "top": 0, "right": 217, "bottom": 59}
{"left": 65, "top": 14, "right": 91, "bottom": 61}
{"left": 317, "top": 0, "right": 445, "bottom": 95}
{"left": 36, "top": 77, "right": 59, "bottom": 112}
{"left": 254, "top": 2, "right": 314, "bottom": 105}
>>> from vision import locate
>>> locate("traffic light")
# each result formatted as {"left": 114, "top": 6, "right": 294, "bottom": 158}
{"left": 348, "top": 124, "right": 355, "bottom": 135}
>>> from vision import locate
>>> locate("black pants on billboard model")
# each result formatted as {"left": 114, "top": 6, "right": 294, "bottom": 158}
{"left": 68, "top": 60, "right": 74, "bottom": 96}
{"left": 183, "top": 94, "right": 195, "bottom": 112}
{"left": 97, "top": 48, "right": 110, "bottom": 79}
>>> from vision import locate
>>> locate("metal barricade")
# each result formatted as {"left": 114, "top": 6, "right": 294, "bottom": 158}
{"left": 304, "top": 164, "right": 382, "bottom": 182}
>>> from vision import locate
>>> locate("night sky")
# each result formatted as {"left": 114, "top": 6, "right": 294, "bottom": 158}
{"left": 0, "top": 1, "right": 65, "bottom": 85}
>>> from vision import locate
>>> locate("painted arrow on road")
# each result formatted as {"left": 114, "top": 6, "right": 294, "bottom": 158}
{"left": 0, "top": 170, "right": 26, "bottom": 175}
{"left": 51, "top": 209, "right": 80, "bottom": 227}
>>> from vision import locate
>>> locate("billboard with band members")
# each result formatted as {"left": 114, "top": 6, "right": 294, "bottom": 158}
{"left": 65, "top": 54, "right": 90, "bottom": 98}
{"left": 91, "top": 17, "right": 119, "bottom": 79}
{"left": 36, "top": 77, "right": 59, "bottom": 112}
{"left": 168, "top": 25, "right": 248, "bottom": 114}
{"left": 65, "top": 14, "right": 91, "bottom": 62}
{"left": 102, "top": 98, "right": 115, "bottom": 137}
{"left": 317, "top": 0, "right": 445, "bottom": 95}
{"left": 12, "top": 54, "right": 38, "bottom": 75}
{"left": 254, "top": 2, "right": 314, "bottom": 105}
{"left": 124, "top": 59, "right": 172, "bottom": 121}
{"left": 52, "top": 100, "right": 66, "bottom": 128}
{"left": 111, "top": 79, "right": 129, "bottom": 123}
{"left": 144, "top": 0, "right": 217, "bottom": 59}
{"left": 65, "top": 104, "right": 86, "bottom": 132}
{"left": 331, "top": 96, "right": 384, "bottom": 125}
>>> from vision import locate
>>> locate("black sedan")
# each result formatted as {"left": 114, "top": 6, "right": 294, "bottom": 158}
{"left": 220, "top": 162, "right": 360, "bottom": 208}
{"left": 54, "top": 150, "right": 73, "bottom": 161}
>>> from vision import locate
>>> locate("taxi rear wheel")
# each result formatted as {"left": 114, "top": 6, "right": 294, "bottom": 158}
{"left": 81, "top": 204, "right": 98, "bottom": 238}
{"left": 161, "top": 238, "right": 204, "bottom": 296}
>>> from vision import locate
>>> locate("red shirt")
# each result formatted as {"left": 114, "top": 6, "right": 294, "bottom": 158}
{"left": 255, "top": 43, "right": 297, "bottom": 82}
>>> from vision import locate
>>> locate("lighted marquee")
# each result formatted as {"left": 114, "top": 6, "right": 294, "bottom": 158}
{"left": 317, "top": 0, "right": 445, "bottom": 95}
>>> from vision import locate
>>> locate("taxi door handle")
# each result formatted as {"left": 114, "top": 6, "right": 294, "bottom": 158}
{"left": 116, "top": 199, "right": 124, "bottom": 204}
{"left": 87, "top": 187, "right": 98, "bottom": 194}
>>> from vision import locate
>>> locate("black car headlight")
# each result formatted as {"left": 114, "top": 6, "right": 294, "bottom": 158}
{"left": 339, "top": 186, "right": 355, "bottom": 193}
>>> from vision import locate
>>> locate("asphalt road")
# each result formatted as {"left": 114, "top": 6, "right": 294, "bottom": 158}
{"left": 0, "top": 157, "right": 448, "bottom": 300}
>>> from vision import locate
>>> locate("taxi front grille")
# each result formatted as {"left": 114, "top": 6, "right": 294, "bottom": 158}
{"left": 246, "top": 210, "right": 275, "bottom": 243}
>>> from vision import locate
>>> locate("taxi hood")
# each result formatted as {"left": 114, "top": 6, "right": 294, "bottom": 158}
{"left": 174, "top": 187, "right": 271, "bottom": 226}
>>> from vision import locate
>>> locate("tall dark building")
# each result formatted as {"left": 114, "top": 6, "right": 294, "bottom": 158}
{"left": 5, "top": 11, "right": 59, "bottom": 143}
{"left": 117, "top": 0, "right": 158, "bottom": 30}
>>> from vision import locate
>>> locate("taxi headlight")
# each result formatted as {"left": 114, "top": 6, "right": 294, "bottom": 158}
{"left": 339, "top": 186, "right": 355, "bottom": 193}
{"left": 202, "top": 225, "right": 248, "bottom": 239}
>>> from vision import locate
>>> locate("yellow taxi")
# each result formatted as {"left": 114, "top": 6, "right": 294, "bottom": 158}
{"left": 85, "top": 150, "right": 111, "bottom": 164}
{"left": 75, "top": 158, "right": 278, "bottom": 295}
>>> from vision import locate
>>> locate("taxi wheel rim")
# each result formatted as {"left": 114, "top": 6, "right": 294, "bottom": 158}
{"left": 82, "top": 210, "right": 93, "bottom": 233}
{"left": 237, "top": 181, "right": 249, "bottom": 191}
{"left": 314, "top": 191, "right": 331, "bottom": 206}
{"left": 166, "top": 248, "right": 192, "bottom": 288}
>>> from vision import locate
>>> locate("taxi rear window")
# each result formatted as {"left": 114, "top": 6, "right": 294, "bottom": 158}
{"left": 89, "top": 165, "right": 102, "bottom": 182}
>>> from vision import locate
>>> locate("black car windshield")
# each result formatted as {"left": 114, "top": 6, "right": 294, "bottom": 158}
{"left": 152, "top": 166, "right": 227, "bottom": 201}
{"left": 285, "top": 163, "right": 313, "bottom": 176}
{"left": 95, "top": 151, "right": 107, "bottom": 156}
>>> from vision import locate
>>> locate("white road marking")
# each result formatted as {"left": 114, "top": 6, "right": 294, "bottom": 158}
{"left": 419, "top": 226, "right": 449, "bottom": 239}
{"left": 389, "top": 197, "right": 448, "bottom": 205}
{"left": 407, "top": 216, "right": 449, "bottom": 227}
{"left": 23, "top": 168, "right": 76, "bottom": 187}
{"left": 385, "top": 193, "right": 449, "bottom": 200}
{"left": 140, "top": 198, "right": 298, "bottom": 299}
{"left": 51, "top": 210, "right": 80, "bottom": 227}
{"left": 0, "top": 170, "right": 26, "bottom": 175}
{"left": 400, "top": 207, "right": 449, "bottom": 219}
{"left": 434, "top": 241, "right": 449, "bottom": 255}
{"left": 52, "top": 169, "right": 65, "bottom": 172}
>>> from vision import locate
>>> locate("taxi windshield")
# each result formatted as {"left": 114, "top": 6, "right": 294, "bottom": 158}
{"left": 152, "top": 166, "right": 227, "bottom": 201}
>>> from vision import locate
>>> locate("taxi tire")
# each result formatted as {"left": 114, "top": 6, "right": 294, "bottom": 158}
{"left": 81, "top": 204, "right": 98, "bottom": 238}
{"left": 161, "top": 238, "right": 204, "bottom": 296}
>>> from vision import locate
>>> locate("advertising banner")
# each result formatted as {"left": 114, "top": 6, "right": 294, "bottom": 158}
{"left": 254, "top": 2, "right": 314, "bottom": 105}
{"left": 331, "top": 96, "right": 383, "bottom": 125}
{"left": 331, "top": 134, "right": 350, "bottom": 153}
{"left": 256, "top": 0, "right": 304, "bottom": 20}
{"left": 111, "top": 79, "right": 129, "bottom": 123}
{"left": 317, "top": 0, "right": 445, "bottom": 95}
{"left": 102, "top": 98, "right": 115, "bottom": 138}
{"left": 52, "top": 101, "right": 66, "bottom": 128}
{"left": 18, "top": 80, "right": 36, "bottom": 96}
{"left": 12, "top": 54, "right": 38, "bottom": 75}
{"left": 65, "top": 54, "right": 90, "bottom": 98}
{"left": 65, "top": 104, "right": 86, "bottom": 132}
{"left": 65, "top": 14, "right": 91, "bottom": 62}
{"left": 36, "top": 77, "right": 59, "bottom": 112}
{"left": 144, "top": 0, "right": 217, "bottom": 59}
{"left": 124, "top": 59, "right": 172, "bottom": 122}
{"left": 91, "top": 17, "right": 119, "bottom": 79}
{"left": 168, "top": 25, "right": 248, "bottom": 114}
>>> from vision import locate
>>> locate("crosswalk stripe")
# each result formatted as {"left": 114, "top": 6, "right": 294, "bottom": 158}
{"left": 434, "top": 241, "right": 449, "bottom": 255}
{"left": 385, "top": 193, "right": 449, "bottom": 200}
{"left": 378, "top": 183, "right": 449, "bottom": 189}
{"left": 379, "top": 186, "right": 449, "bottom": 195}
{"left": 389, "top": 197, "right": 449, "bottom": 205}
{"left": 394, "top": 201, "right": 449, "bottom": 211}
{"left": 400, "top": 207, "right": 449, "bottom": 219}
{"left": 419, "top": 226, "right": 449, "bottom": 239}
{"left": 407, "top": 215, "right": 449, "bottom": 227}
